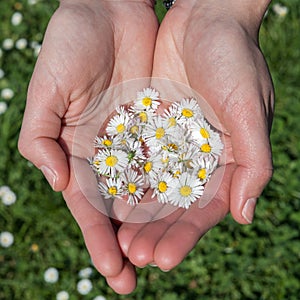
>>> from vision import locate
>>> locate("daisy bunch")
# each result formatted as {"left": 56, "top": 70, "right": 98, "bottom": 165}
{"left": 88, "top": 87, "right": 223, "bottom": 209}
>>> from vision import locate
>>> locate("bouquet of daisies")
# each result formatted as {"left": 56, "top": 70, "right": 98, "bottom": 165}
{"left": 88, "top": 87, "right": 223, "bottom": 209}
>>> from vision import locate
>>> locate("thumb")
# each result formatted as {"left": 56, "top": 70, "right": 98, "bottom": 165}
{"left": 18, "top": 70, "right": 69, "bottom": 191}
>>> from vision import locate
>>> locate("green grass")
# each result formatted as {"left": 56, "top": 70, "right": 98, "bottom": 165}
{"left": 1, "top": 0, "right": 300, "bottom": 299}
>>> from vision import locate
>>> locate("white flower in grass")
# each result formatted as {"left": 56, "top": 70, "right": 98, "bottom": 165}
{"left": 2, "top": 38, "right": 14, "bottom": 50}
{"left": 191, "top": 156, "right": 218, "bottom": 183}
{"left": 44, "top": 267, "right": 59, "bottom": 283}
{"left": 135, "top": 87, "right": 160, "bottom": 111}
{"left": 33, "top": 44, "right": 42, "bottom": 56}
{"left": 98, "top": 177, "right": 123, "bottom": 199}
{"left": 0, "top": 69, "right": 4, "bottom": 79}
{"left": 273, "top": 3, "right": 288, "bottom": 17}
{"left": 94, "top": 296, "right": 107, "bottom": 300}
{"left": 176, "top": 98, "right": 202, "bottom": 125}
{"left": 169, "top": 172, "right": 204, "bottom": 209}
{"left": 77, "top": 278, "right": 93, "bottom": 295}
{"left": 11, "top": 12, "right": 23, "bottom": 26}
{"left": 0, "top": 102, "right": 8, "bottom": 115}
{"left": 0, "top": 231, "right": 14, "bottom": 248}
{"left": 106, "top": 113, "right": 130, "bottom": 136}
{"left": 1, "top": 189, "right": 17, "bottom": 206}
{"left": 122, "top": 169, "right": 144, "bottom": 205}
{"left": 78, "top": 267, "right": 93, "bottom": 278}
{"left": 151, "top": 172, "right": 174, "bottom": 204}
{"left": 56, "top": 291, "right": 69, "bottom": 300}
{"left": 28, "top": 0, "right": 38, "bottom": 5}
{"left": 1, "top": 88, "right": 14, "bottom": 100}
{"left": 97, "top": 149, "right": 128, "bottom": 177}
{"left": 15, "top": 38, "right": 28, "bottom": 50}
{"left": 0, "top": 186, "right": 11, "bottom": 197}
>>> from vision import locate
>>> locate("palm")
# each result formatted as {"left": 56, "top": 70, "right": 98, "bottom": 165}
{"left": 20, "top": 0, "right": 158, "bottom": 294}
{"left": 118, "top": 2, "right": 274, "bottom": 271}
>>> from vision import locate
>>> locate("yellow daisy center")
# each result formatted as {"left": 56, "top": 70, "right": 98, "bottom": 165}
{"left": 139, "top": 112, "right": 148, "bottom": 123}
{"left": 105, "top": 155, "right": 118, "bottom": 167}
{"left": 168, "top": 117, "right": 177, "bottom": 127}
{"left": 144, "top": 161, "right": 152, "bottom": 173}
{"left": 128, "top": 183, "right": 137, "bottom": 194}
{"left": 130, "top": 125, "right": 139, "bottom": 135}
{"left": 180, "top": 185, "right": 192, "bottom": 197}
{"left": 200, "top": 128, "right": 210, "bottom": 139}
{"left": 102, "top": 139, "right": 112, "bottom": 147}
{"left": 182, "top": 108, "right": 193, "bottom": 118}
{"left": 155, "top": 127, "right": 165, "bottom": 139}
{"left": 198, "top": 168, "right": 207, "bottom": 180}
{"left": 116, "top": 123, "right": 125, "bottom": 133}
{"left": 142, "top": 97, "right": 152, "bottom": 107}
{"left": 158, "top": 181, "right": 168, "bottom": 193}
{"left": 108, "top": 186, "right": 117, "bottom": 196}
{"left": 200, "top": 143, "right": 211, "bottom": 153}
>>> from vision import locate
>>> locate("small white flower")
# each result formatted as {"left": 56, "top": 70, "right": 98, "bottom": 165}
{"left": 135, "top": 87, "right": 160, "bottom": 111}
{"left": 2, "top": 38, "right": 14, "bottom": 50}
{"left": 0, "top": 102, "right": 8, "bottom": 115}
{"left": 98, "top": 177, "right": 123, "bottom": 199}
{"left": 1, "top": 88, "right": 14, "bottom": 100}
{"left": 150, "top": 172, "right": 174, "bottom": 204}
{"left": 97, "top": 149, "right": 128, "bottom": 177}
{"left": 0, "top": 69, "right": 5, "bottom": 79}
{"left": 77, "top": 278, "right": 93, "bottom": 295}
{"left": 191, "top": 156, "right": 218, "bottom": 183}
{"left": 122, "top": 169, "right": 144, "bottom": 205}
{"left": 56, "top": 291, "right": 69, "bottom": 300}
{"left": 106, "top": 113, "right": 130, "bottom": 136}
{"left": 0, "top": 231, "right": 14, "bottom": 248}
{"left": 198, "top": 135, "right": 223, "bottom": 157}
{"left": 28, "top": 0, "right": 38, "bottom": 5}
{"left": 33, "top": 44, "right": 42, "bottom": 56}
{"left": 15, "top": 38, "right": 28, "bottom": 50}
{"left": 189, "top": 118, "right": 216, "bottom": 144}
{"left": 78, "top": 267, "right": 93, "bottom": 278}
{"left": 1, "top": 189, "right": 17, "bottom": 206}
{"left": 273, "top": 3, "right": 288, "bottom": 17}
{"left": 11, "top": 12, "right": 23, "bottom": 26}
{"left": 44, "top": 267, "right": 59, "bottom": 283}
{"left": 126, "top": 139, "right": 146, "bottom": 168}
{"left": 93, "top": 296, "right": 107, "bottom": 300}
{"left": 163, "top": 103, "right": 179, "bottom": 128}
{"left": 169, "top": 172, "right": 204, "bottom": 209}
{"left": 0, "top": 186, "right": 11, "bottom": 197}
{"left": 176, "top": 98, "right": 202, "bottom": 125}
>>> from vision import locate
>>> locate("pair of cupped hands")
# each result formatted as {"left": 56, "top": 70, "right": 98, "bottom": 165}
{"left": 18, "top": 0, "right": 274, "bottom": 294}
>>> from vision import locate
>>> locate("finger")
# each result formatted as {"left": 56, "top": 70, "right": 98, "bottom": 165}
{"left": 223, "top": 92, "right": 273, "bottom": 224}
{"left": 18, "top": 63, "right": 69, "bottom": 191}
{"left": 106, "top": 260, "right": 137, "bottom": 295}
{"left": 153, "top": 164, "right": 234, "bottom": 271}
{"left": 63, "top": 158, "right": 125, "bottom": 278}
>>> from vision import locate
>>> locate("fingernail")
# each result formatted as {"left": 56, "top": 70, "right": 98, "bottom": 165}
{"left": 161, "top": 269, "right": 170, "bottom": 273}
{"left": 242, "top": 198, "right": 257, "bottom": 224}
{"left": 149, "top": 263, "right": 158, "bottom": 267}
{"left": 40, "top": 165, "right": 56, "bottom": 190}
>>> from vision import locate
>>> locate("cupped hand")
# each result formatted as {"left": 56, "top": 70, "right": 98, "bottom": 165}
{"left": 118, "top": 0, "right": 274, "bottom": 271}
{"left": 18, "top": 0, "right": 158, "bottom": 294}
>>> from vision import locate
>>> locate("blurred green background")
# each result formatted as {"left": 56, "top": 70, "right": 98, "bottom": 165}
{"left": 1, "top": 1, "right": 299, "bottom": 299}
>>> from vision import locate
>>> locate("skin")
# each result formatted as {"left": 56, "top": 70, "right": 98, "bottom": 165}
{"left": 18, "top": 0, "right": 274, "bottom": 294}
{"left": 118, "top": 0, "right": 274, "bottom": 272}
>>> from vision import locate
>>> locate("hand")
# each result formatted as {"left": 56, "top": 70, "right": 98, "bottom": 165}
{"left": 118, "top": 0, "right": 274, "bottom": 271}
{"left": 18, "top": 0, "right": 158, "bottom": 294}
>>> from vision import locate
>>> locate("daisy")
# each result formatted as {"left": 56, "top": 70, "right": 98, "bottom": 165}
{"left": 77, "top": 278, "right": 93, "bottom": 295}
{"left": 199, "top": 134, "right": 223, "bottom": 157}
{"left": 0, "top": 69, "right": 5, "bottom": 79}
{"left": 189, "top": 118, "right": 216, "bottom": 143}
{"left": 106, "top": 112, "right": 130, "bottom": 136}
{"left": 15, "top": 38, "right": 28, "bottom": 50}
{"left": 163, "top": 102, "right": 179, "bottom": 129}
{"left": 94, "top": 135, "right": 122, "bottom": 149}
{"left": 97, "top": 149, "right": 128, "bottom": 177}
{"left": 121, "top": 169, "right": 144, "bottom": 205}
{"left": 56, "top": 291, "right": 69, "bottom": 300}
{"left": 0, "top": 102, "right": 8, "bottom": 115}
{"left": 44, "top": 267, "right": 59, "bottom": 283}
{"left": 0, "top": 231, "right": 14, "bottom": 248}
{"left": 11, "top": 12, "right": 23, "bottom": 26}
{"left": 143, "top": 115, "right": 169, "bottom": 150}
{"left": 2, "top": 39, "right": 14, "bottom": 50}
{"left": 1, "top": 88, "right": 14, "bottom": 100}
{"left": 1, "top": 189, "right": 17, "bottom": 206}
{"left": 176, "top": 98, "right": 202, "bottom": 125}
{"left": 98, "top": 177, "right": 123, "bottom": 199}
{"left": 150, "top": 172, "right": 174, "bottom": 204}
{"left": 191, "top": 156, "right": 218, "bottom": 183}
{"left": 0, "top": 186, "right": 11, "bottom": 197}
{"left": 273, "top": 3, "right": 288, "bottom": 17}
{"left": 93, "top": 296, "right": 107, "bottom": 300}
{"left": 78, "top": 267, "right": 93, "bottom": 279}
{"left": 135, "top": 87, "right": 160, "bottom": 111}
{"left": 126, "top": 139, "right": 146, "bottom": 168}
{"left": 169, "top": 172, "right": 204, "bottom": 209}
